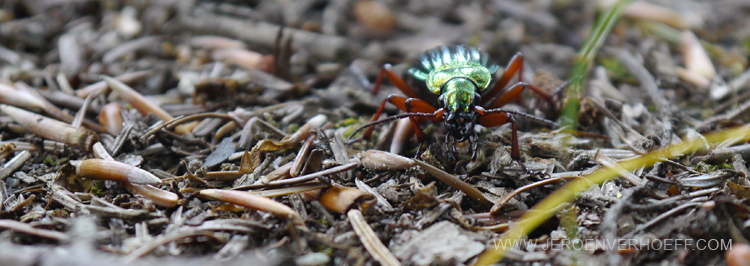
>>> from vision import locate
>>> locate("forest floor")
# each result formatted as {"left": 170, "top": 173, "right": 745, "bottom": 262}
{"left": 1, "top": 0, "right": 750, "bottom": 265}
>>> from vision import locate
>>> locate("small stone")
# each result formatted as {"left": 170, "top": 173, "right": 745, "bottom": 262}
{"left": 296, "top": 252, "right": 331, "bottom": 266}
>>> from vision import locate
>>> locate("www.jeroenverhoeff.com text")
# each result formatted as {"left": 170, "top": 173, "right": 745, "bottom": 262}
{"left": 493, "top": 238, "right": 732, "bottom": 251}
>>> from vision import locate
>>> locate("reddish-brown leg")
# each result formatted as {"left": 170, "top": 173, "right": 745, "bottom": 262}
{"left": 475, "top": 107, "right": 520, "bottom": 160}
{"left": 347, "top": 108, "right": 445, "bottom": 145}
{"left": 481, "top": 52, "right": 555, "bottom": 108}
{"left": 356, "top": 95, "right": 406, "bottom": 141}
{"left": 372, "top": 64, "right": 423, "bottom": 99}
{"left": 404, "top": 98, "right": 443, "bottom": 156}
{"left": 404, "top": 98, "right": 432, "bottom": 143}
{"left": 476, "top": 106, "right": 557, "bottom": 175}
{"left": 349, "top": 64, "right": 438, "bottom": 145}
{"left": 481, "top": 52, "right": 524, "bottom": 105}
{"left": 485, "top": 82, "right": 556, "bottom": 110}
{"left": 348, "top": 94, "right": 441, "bottom": 143}
{"left": 508, "top": 116, "right": 521, "bottom": 162}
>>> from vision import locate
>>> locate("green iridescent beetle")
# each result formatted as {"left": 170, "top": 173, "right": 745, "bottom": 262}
{"left": 349, "top": 45, "right": 557, "bottom": 164}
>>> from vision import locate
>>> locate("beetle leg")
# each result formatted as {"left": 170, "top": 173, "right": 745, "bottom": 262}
{"left": 470, "top": 131, "right": 479, "bottom": 162}
{"left": 415, "top": 141, "right": 425, "bottom": 159}
{"left": 481, "top": 52, "right": 524, "bottom": 104}
{"left": 452, "top": 136, "right": 459, "bottom": 160}
{"left": 481, "top": 52, "right": 556, "bottom": 108}
{"left": 404, "top": 98, "right": 431, "bottom": 142}
{"left": 475, "top": 106, "right": 557, "bottom": 128}
{"left": 509, "top": 116, "right": 521, "bottom": 162}
{"left": 403, "top": 99, "right": 446, "bottom": 158}
{"left": 404, "top": 98, "right": 432, "bottom": 158}
{"left": 550, "top": 81, "right": 569, "bottom": 99}
{"left": 352, "top": 94, "right": 400, "bottom": 143}
{"left": 468, "top": 135, "right": 475, "bottom": 161}
{"left": 372, "top": 64, "right": 423, "bottom": 99}
{"left": 356, "top": 95, "right": 441, "bottom": 142}
{"left": 445, "top": 134, "right": 452, "bottom": 161}
{"left": 507, "top": 116, "right": 532, "bottom": 174}
{"left": 445, "top": 134, "right": 459, "bottom": 163}
{"left": 476, "top": 106, "right": 553, "bottom": 177}
{"left": 484, "top": 82, "right": 555, "bottom": 110}
{"left": 509, "top": 116, "right": 550, "bottom": 178}
{"left": 347, "top": 103, "right": 444, "bottom": 145}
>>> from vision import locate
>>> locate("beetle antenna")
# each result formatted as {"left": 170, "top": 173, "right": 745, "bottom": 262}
{"left": 346, "top": 112, "right": 436, "bottom": 145}
{"left": 483, "top": 108, "right": 558, "bottom": 127}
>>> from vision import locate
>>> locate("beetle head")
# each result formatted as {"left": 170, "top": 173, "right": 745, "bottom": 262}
{"left": 440, "top": 78, "right": 480, "bottom": 141}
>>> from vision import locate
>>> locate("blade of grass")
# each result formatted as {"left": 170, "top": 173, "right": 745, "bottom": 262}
{"left": 475, "top": 124, "right": 750, "bottom": 265}
{"left": 637, "top": 21, "right": 683, "bottom": 45}
{"left": 560, "top": 0, "right": 635, "bottom": 132}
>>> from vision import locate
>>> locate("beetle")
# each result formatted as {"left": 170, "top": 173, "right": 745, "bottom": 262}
{"left": 347, "top": 45, "right": 558, "bottom": 169}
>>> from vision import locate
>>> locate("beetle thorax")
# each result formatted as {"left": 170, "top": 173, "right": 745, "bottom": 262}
{"left": 426, "top": 65, "right": 492, "bottom": 95}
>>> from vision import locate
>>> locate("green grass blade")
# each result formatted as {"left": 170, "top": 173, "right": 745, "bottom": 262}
{"left": 560, "top": 0, "right": 635, "bottom": 132}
